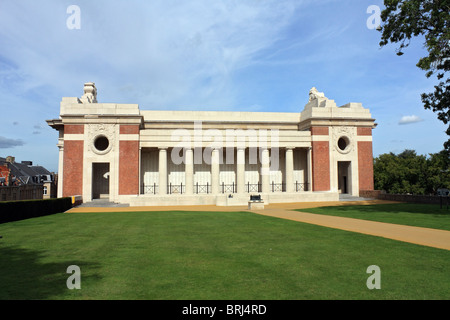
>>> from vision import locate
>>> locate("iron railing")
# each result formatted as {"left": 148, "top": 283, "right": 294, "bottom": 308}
{"left": 271, "top": 182, "right": 285, "bottom": 192}
{"left": 142, "top": 183, "right": 158, "bottom": 194}
{"left": 142, "top": 181, "right": 309, "bottom": 194}
{"left": 294, "top": 181, "right": 309, "bottom": 192}
{"left": 246, "top": 182, "right": 261, "bottom": 193}
{"left": 195, "top": 182, "right": 210, "bottom": 194}
{"left": 221, "top": 182, "right": 236, "bottom": 194}
{"left": 168, "top": 183, "right": 185, "bottom": 194}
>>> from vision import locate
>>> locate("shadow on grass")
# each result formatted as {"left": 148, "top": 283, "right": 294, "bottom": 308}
{"left": 0, "top": 245, "right": 101, "bottom": 299}
{"left": 307, "top": 203, "right": 450, "bottom": 215}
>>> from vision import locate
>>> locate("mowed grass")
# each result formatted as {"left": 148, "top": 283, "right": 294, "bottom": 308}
{"left": 0, "top": 208, "right": 449, "bottom": 300}
{"left": 298, "top": 203, "right": 450, "bottom": 231}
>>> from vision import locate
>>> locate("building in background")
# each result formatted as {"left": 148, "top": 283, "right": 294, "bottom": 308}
{"left": 47, "top": 83, "right": 376, "bottom": 206}
{"left": 0, "top": 156, "right": 57, "bottom": 201}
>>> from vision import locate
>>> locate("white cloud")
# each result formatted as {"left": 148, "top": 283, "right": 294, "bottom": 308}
{"left": 398, "top": 115, "right": 424, "bottom": 125}
{"left": 0, "top": 0, "right": 305, "bottom": 109}
{"left": 0, "top": 0, "right": 446, "bottom": 169}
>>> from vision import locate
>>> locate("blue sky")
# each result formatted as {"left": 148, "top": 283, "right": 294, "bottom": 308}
{"left": 0, "top": 0, "right": 447, "bottom": 172}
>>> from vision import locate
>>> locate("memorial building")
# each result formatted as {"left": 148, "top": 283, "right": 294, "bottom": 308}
{"left": 47, "top": 83, "right": 376, "bottom": 206}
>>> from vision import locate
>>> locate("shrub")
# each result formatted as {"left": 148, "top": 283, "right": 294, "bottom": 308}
{"left": 0, "top": 198, "right": 73, "bottom": 224}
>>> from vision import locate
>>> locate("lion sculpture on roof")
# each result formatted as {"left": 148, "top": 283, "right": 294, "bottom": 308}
{"left": 308, "top": 87, "right": 326, "bottom": 102}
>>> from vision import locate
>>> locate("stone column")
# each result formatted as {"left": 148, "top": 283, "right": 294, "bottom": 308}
{"left": 211, "top": 148, "right": 220, "bottom": 194}
{"left": 138, "top": 146, "right": 142, "bottom": 194}
{"left": 285, "top": 148, "right": 294, "bottom": 193}
{"left": 261, "top": 148, "right": 270, "bottom": 193}
{"left": 57, "top": 139, "right": 64, "bottom": 198}
{"left": 236, "top": 148, "right": 245, "bottom": 194}
{"left": 159, "top": 148, "right": 167, "bottom": 195}
{"left": 307, "top": 147, "right": 312, "bottom": 191}
{"left": 185, "top": 148, "right": 194, "bottom": 194}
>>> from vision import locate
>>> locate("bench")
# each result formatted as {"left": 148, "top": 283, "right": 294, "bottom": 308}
{"left": 248, "top": 194, "right": 264, "bottom": 210}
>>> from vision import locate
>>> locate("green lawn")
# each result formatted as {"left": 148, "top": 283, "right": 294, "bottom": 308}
{"left": 0, "top": 207, "right": 449, "bottom": 300}
{"left": 298, "top": 203, "right": 450, "bottom": 231}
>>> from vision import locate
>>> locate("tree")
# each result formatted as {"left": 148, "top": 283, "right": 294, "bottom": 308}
{"left": 374, "top": 149, "right": 428, "bottom": 194}
{"left": 374, "top": 149, "right": 450, "bottom": 194}
{"left": 379, "top": 0, "right": 450, "bottom": 149}
{"left": 427, "top": 149, "right": 450, "bottom": 192}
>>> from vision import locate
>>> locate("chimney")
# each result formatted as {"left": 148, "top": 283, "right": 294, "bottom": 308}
{"left": 5, "top": 156, "right": 15, "bottom": 163}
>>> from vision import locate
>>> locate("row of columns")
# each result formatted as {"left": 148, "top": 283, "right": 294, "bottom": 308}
{"left": 157, "top": 147, "right": 312, "bottom": 195}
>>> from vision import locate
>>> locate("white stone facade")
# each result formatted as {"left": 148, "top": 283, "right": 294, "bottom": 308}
{"left": 47, "top": 83, "right": 376, "bottom": 206}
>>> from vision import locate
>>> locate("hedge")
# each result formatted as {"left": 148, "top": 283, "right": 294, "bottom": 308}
{"left": 0, "top": 197, "right": 73, "bottom": 224}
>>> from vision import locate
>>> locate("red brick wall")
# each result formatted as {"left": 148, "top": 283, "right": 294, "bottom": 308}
{"left": 120, "top": 125, "right": 140, "bottom": 135}
{"left": 358, "top": 141, "right": 374, "bottom": 191}
{"left": 311, "top": 127, "right": 329, "bottom": 136}
{"left": 63, "top": 140, "right": 84, "bottom": 197}
{"left": 310, "top": 126, "right": 330, "bottom": 191}
{"left": 0, "top": 165, "right": 10, "bottom": 185}
{"left": 311, "top": 141, "right": 330, "bottom": 191}
{"left": 119, "top": 140, "right": 140, "bottom": 195}
{"left": 64, "top": 125, "right": 84, "bottom": 134}
{"left": 357, "top": 127, "right": 372, "bottom": 136}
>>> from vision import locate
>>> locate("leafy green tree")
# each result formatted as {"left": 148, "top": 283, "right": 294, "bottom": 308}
{"left": 374, "top": 152, "right": 399, "bottom": 193}
{"left": 427, "top": 149, "right": 450, "bottom": 192}
{"left": 374, "top": 149, "right": 450, "bottom": 194}
{"left": 379, "top": 0, "right": 450, "bottom": 149}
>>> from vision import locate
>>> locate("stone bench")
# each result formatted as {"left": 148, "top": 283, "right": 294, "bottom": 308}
{"left": 248, "top": 194, "right": 264, "bottom": 210}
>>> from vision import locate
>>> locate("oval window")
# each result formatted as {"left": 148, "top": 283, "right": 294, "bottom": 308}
{"left": 94, "top": 136, "right": 109, "bottom": 152}
{"left": 338, "top": 137, "right": 349, "bottom": 151}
